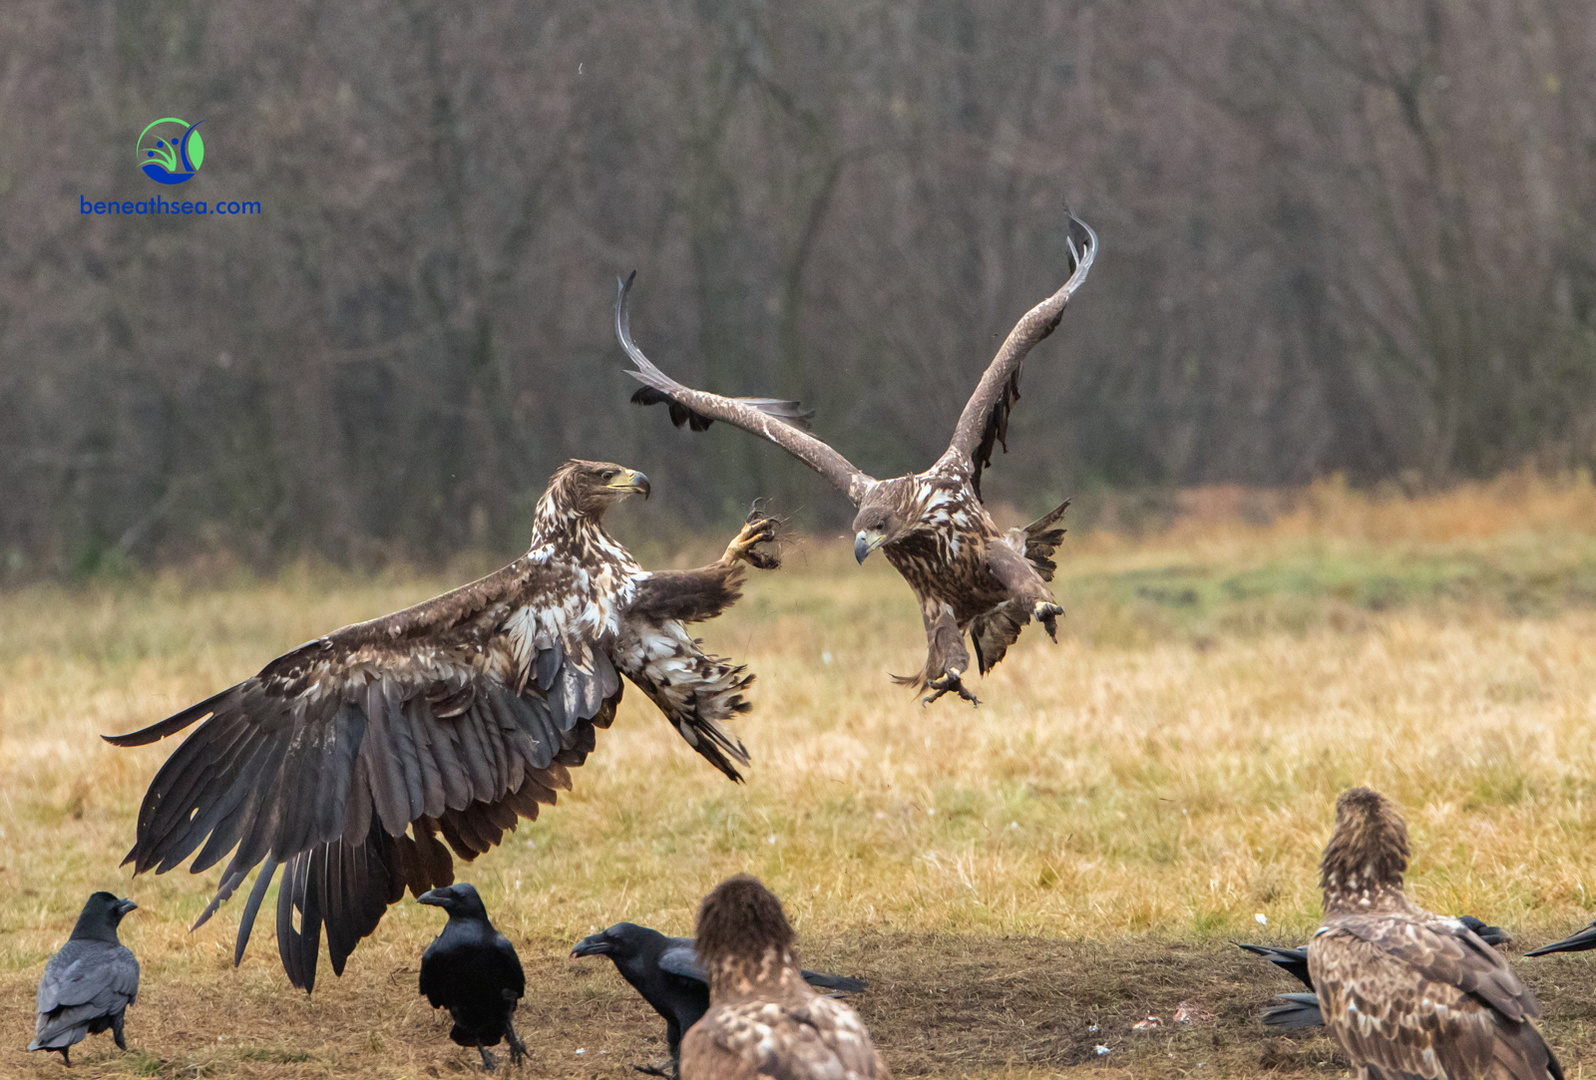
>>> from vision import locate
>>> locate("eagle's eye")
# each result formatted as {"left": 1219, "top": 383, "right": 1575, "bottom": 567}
{"left": 600, "top": 469, "right": 618, "bottom": 481}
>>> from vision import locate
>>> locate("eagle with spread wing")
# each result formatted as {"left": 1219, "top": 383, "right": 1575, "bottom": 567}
{"left": 106, "top": 460, "right": 778, "bottom": 992}
{"left": 1307, "top": 788, "right": 1563, "bottom": 1080}
{"left": 618, "top": 214, "right": 1095, "bottom": 704}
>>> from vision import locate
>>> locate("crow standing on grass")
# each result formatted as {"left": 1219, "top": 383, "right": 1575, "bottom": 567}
{"left": 680, "top": 876, "right": 888, "bottom": 1080}
{"left": 1237, "top": 915, "right": 1510, "bottom": 1030}
{"left": 418, "top": 884, "right": 527, "bottom": 1071}
{"left": 29, "top": 892, "right": 139, "bottom": 1067}
{"left": 1308, "top": 788, "right": 1562, "bottom": 1079}
{"left": 571, "top": 921, "right": 865, "bottom": 1076}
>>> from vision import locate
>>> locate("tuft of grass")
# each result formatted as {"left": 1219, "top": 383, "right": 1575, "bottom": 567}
{"left": 3, "top": 475, "right": 1596, "bottom": 1076}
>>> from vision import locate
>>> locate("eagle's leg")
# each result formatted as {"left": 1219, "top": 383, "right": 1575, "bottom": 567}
{"left": 986, "top": 544, "right": 1063, "bottom": 641}
{"left": 718, "top": 504, "right": 780, "bottom": 570}
{"left": 919, "top": 603, "right": 978, "bottom": 707}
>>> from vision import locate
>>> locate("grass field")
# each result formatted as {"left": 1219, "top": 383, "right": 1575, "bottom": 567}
{"left": 5, "top": 474, "right": 1596, "bottom": 1078}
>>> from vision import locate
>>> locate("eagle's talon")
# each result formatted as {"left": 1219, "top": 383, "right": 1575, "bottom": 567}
{"left": 1034, "top": 601, "right": 1063, "bottom": 642}
{"left": 723, "top": 508, "right": 781, "bottom": 569}
{"left": 923, "top": 672, "right": 979, "bottom": 707}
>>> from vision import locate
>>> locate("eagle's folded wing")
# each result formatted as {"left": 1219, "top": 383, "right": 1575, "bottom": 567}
{"left": 103, "top": 558, "right": 623, "bottom": 991}
{"left": 941, "top": 214, "right": 1096, "bottom": 498}
{"left": 688, "top": 997, "right": 888, "bottom": 1080}
{"left": 1310, "top": 920, "right": 1559, "bottom": 1080}
{"left": 617, "top": 274, "right": 873, "bottom": 502}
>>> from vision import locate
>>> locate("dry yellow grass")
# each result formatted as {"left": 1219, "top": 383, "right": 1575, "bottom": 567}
{"left": 4, "top": 473, "right": 1596, "bottom": 1077}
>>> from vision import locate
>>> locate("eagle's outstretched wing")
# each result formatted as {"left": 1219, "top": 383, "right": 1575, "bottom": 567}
{"left": 940, "top": 214, "right": 1096, "bottom": 498}
{"left": 617, "top": 274, "right": 873, "bottom": 501}
{"left": 104, "top": 559, "right": 627, "bottom": 991}
{"left": 1309, "top": 916, "right": 1562, "bottom": 1080}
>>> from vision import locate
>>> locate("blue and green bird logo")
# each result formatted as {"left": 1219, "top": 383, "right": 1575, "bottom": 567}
{"left": 137, "top": 117, "right": 205, "bottom": 185}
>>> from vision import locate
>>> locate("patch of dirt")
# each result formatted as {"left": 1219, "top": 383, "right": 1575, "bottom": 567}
{"left": 4, "top": 933, "right": 1592, "bottom": 1078}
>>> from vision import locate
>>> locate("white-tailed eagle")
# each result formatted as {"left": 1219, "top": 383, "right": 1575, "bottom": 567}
{"left": 106, "top": 460, "right": 778, "bottom": 991}
{"left": 618, "top": 214, "right": 1095, "bottom": 704}
{"left": 680, "top": 875, "right": 888, "bottom": 1080}
{"left": 1307, "top": 788, "right": 1562, "bottom": 1079}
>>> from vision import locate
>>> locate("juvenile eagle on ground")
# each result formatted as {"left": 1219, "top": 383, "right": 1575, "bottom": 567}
{"left": 571, "top": 920, "right": 865, "bottom": 1076}
{"left": 618, "top": 214, "right": 1095, "bottom": 704}
{"left": 106, "top": 460, "right": 778, "bottom": 992}
{"left": 680, "top": 875, "right": 888, "bottom": 1080}
{"left": 1307, "top": 788, "right": 1562, "bottom": 1079}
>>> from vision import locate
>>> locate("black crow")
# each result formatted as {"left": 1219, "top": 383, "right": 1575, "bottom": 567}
{"left": 1526, "top": 918, "right": 1596, "bottom": 957}
{"left": 679, "top": 876, "right": 886, "bottom": 1080}
{"left": 571, "top": 921, "right": 864, "bottom": 1075}
{"left": 1238, "top": 915, "right": 1509, "bottom": 1029}
{"left": 418, "top": 884, "right": 527, "bottom": 1070}
{"left": 29, "top": 892, "right": 139, "bottom": 1066}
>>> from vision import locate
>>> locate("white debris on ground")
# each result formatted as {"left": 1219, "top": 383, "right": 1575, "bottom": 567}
{"left": 1132, "top": 1016, "right": 1162, "bottom": 1031}
{"left": 1255, "top": 912, "right": 1268, "bottom": 924}
{"left": 1095, "top": 1044, "right": 1111, "bottom": 1055}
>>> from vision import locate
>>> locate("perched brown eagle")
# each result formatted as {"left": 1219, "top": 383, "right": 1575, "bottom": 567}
{"left": 681, "top": 875, "right": 888, "bottom": 1080}
{"left": 1307, "top": 788, "right": 1563, "bottom": 1080}
{"left": 105, "top": 460, "right": 778, "bottom": 992}
{"left": 618, "top": 214, "right": 1095, "bottom": 704}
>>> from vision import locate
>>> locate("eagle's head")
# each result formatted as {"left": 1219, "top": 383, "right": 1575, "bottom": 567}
{"left": 695, "top": 874, "right": 797, "bottom": 987}
{"left": 543, "top": 459, "right": 651, "bottom": 520}
{"left": 851, "top": 477, "right": 917, "bottom": 563}
{"left": 1319, "top": 787, "right": 1410, "bottom": 904}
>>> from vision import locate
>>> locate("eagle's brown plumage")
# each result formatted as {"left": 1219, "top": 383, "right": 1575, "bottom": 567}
{"left": 618, "top": 214, "right": 1095, "bottom": 704}
{"left": 1307, "top": 788, "right": 1563, "bottom": 1080}
{"left": 681, "top": 875, "right": 888, "bottom": 1080}
{"left": 105, "top": 460, "right": 778, "bottom": 992}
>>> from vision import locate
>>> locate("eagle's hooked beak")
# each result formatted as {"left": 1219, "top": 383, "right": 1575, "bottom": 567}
{"left": 607, "top": 468, "right": 651, "bottom": 500}
{"left": 854, "top": 530, "right": 885, "bottom": 564}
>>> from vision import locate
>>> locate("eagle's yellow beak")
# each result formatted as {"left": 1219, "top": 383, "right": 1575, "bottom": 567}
{"left": 854, "top": 529, "right": 886, "bottom": 564}
{"left": 606, "top": 469, "right": 651, "bottom": 499}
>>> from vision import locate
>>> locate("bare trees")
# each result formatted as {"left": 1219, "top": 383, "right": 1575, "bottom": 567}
{"left": 1, "top": 0, "right": 1592, "bottom": 578}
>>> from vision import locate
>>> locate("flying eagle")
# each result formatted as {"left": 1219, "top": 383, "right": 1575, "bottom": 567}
{"left": 1307, "top": 788, "right": 1563, "bottom": 1079}
{"left": 105, "top": 460, "right": 778, "bottom": 992}
{"left": 617, "top": 214, "right": 1095, "bottom": 704}
{"left": 680, "top": 875, "right": 888, "bottom": 1080}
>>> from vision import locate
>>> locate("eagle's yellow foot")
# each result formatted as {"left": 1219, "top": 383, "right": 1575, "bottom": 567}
{"left": 924, "top": 671, "right": 980, "bottom": 707}
{"left": 1033, "top": 601, "right": 1063, "bottom": 642}
{"left": 720, "top": 502, "right": 780, "bottom": 570}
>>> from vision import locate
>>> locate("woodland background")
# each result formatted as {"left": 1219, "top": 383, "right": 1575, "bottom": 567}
{"left": 3, "top": 0, "right": 1595, "bottom": 577}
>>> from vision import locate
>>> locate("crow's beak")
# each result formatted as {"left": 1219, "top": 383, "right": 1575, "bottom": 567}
{"left": 117, "top": 899, "right": 138, "bottom": 917}
{"left": 570, "top": 934, "right": 610, "bottom": 958}
{"left": 608, "top": 468, "right": 651, "bottom": 500}
{"left": 854, "top": 530, "right": 885, "bottom": 564}
{"left": 417, "top": 888, "right": 448, "bottom": 907}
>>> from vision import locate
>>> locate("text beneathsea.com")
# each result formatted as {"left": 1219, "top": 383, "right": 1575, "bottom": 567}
{"left": 82, "top": 196, "right": 261, "bottom": 215}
